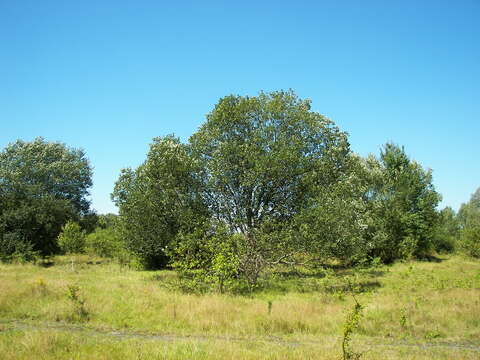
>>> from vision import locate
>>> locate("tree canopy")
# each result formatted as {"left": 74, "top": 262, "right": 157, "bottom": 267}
{"left": 189, "top": 90, "right": 351, "bottom": 283}
{"left": 362, "top": 144, "right": 441, "bottom": 262}
{"left": 458, "top": 188, "right": 480, "bottom": 257}
{"left": 0, "top": 91, "right": 453, "bottom": 292}
{"left": 112, "top": 135, "right": 207, "bottom": 269}
{"left": 190, "top": 91, "right": 350, "bottom": 235}
{"left": 0, "top": 138, "right": 93, "bottom": 258}
{"left": 113, "top": 91, "right": 352, "bottom": 281}
{"left": 112, "top": 91, "right": 446, "bottom": 289}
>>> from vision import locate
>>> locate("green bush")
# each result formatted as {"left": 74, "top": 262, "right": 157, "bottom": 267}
{"left": 58, "top": 221, "right": 86, "bottom": 254}
{"left": 434, "top": 235, "right": 456, "bottom": 254}
{"left": 433, "top": 207, "right": 459, "bottom": 253}
{"left": 457, "top": 193, "right": 480, "bottom": 258}
{"left": 460, "top": 224, "right": 480, "bottom": 258}
{"left": 0, "top": 231, "right": 38, "bottom": 263}
{"left": 85, "top": 227, "right": 125, "bottom": 259}
{"left": 170, "top": 223, "right": 246, "bottom": 293}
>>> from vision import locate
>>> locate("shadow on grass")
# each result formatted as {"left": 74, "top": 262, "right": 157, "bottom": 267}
{"left": 323, "top": 280, "right": 382, "bottom": 294}
{"left": 274, "top": 269, "right": 329, "bottom": 279}
{"left": 274, "top": 266, "right": 386, "bottom": 279}
{"left": 36, "top": 259, "right": 55, "bottom": 268}
{"left": 419, "top": 255, "right": 445, "bottom": 263}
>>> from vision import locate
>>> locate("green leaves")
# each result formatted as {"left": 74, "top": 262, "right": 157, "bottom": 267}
{"left": 112, "top": 136, "right": 208, "bottom": 269}
{"left": 111, "top": 91, "right": 445, "bottom": 289}
{"left": 190, "top": 90, "right": 350, "bottom": 236}
{"left": 58, "top": 221, "right": 86, "bottom": 254}
{"left": 170, "top": 221, "right": 242, "bottom": 293}
{"left": 0, "top": 137, "right": 92, "bottom": 213}
{"left": 365, "top": 143, "right": 441, "bottom": 262}
{"left": 113, "top": 91, "right": 352, "bottom": 285}
{"left": 434, "top": 207, "right": 459, "bottom": 253}
{"left": 0, "top": 138, "right": 92, "bottom": 257}
{"left": 458, "top": 188, "right": 480, "bottom": 257}
{"left": 296, "top": 157, "right": 371, "bottom": 264}
{"left": 187, "top": 90, "right": 351, "bottom": 283}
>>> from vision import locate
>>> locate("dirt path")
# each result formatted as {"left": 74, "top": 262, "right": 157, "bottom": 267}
{"left": 1, "top": 319, "right": 479, "bottom": 352}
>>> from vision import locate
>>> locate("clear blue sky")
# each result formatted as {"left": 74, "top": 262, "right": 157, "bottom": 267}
{"left": 1, "top": 0, "right": 479, "bottom": 214}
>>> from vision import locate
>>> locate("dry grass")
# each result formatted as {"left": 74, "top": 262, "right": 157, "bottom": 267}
{"left": 0, "top": 329, "right": 479, "bottom": 360}
{"left": 0, "top": 255, "right": 479, "bottom": 359}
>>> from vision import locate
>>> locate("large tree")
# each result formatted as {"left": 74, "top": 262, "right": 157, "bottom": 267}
{"left": 189, "top": 91, "right": 350, "bottom": 282}
{"left": 190, "top": 90, "right": 350, "bottom": 235}
{"left": 0, "top": 138, "right": 93, "bottom": 258}
{"left": 114, "top": 91, "right": 351, "bottom": 284}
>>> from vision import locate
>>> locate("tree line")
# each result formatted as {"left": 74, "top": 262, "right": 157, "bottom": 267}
{"left": 0, "top": 91, "right": 478, "bottom": 290}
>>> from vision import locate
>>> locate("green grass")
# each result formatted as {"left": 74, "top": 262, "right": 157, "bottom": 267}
{"left": 0, "top": 255, "right": 479, "bottom": 359}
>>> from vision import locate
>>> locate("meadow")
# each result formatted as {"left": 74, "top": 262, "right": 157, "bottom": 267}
{"left": 0, "top": 255, "right": 479, "bottom": 359}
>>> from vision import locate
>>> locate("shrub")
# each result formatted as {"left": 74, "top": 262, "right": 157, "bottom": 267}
{"left": 342, "top": 295, "right": 364, "bottom": 360}
{"left": 460, "top": 224, "right": 480, "bottom": 258}
{"left": 66, "top": 285, "right": 89, "bottom": 322}
{"left": 85, "top": 227, "right": 123, "bottom": 258}
{"left": 433, "top": 207, "right": 459, "bottom": 253}
{"left": 170, "top": 222, "right": 246, "bottom": 293}
{"left": 58, "top": 221, "right": 86, "bottom": 254}
{"left": 457, "top": 190, "right": 480, "bottom": 258}
{"left": 0, "top": 231, "right": 38, "bottom": 263}
{"left": 434, "top": 233, "right": 456, "bottom": 254}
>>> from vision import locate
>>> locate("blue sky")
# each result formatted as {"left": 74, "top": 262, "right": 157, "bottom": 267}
{"left": 1, "top": 0, "right": 479, "bottom": 214}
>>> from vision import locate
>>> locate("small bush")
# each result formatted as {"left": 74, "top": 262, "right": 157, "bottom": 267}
{"left": 66, "top": 285, "right": 90, "bottom": 322}
{"left": 170, "top": 223, "right": 247, "bottom": 293}
{"left": 58, "top": 221, "right": 86, "bottom": 254}
{"left": 433, "top": 234, "right": 456, "bottom": 253}
{"left": 342, "top": 296, "right": 364, "bottom": 360}
{"left": 0, "top": 231, "right": 38, "bottom": 263}
{"left": 84, "top": 226, "right": 137, "bottom": 267}
{"left": 32, "top": 278, "right": 49, "bottom": 296}
{"left": 85, "top": 227, "right": 122, "bottom": 258}
{"left": 433, "top": 207, "right": 459, "bottom": 253}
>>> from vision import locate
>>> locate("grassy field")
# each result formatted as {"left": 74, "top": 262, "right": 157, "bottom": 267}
{"left": 0, "top": 255, "right": 479, "bottom": 359}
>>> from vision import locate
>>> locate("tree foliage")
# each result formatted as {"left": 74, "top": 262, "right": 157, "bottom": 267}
{"left": 296, "top": 144, "right": 442, "bottom": 265}
{"left": 363, "top": 144, "right": 441, "bottom": 262}
{"left": 113, "top": 91, "right": 351, "bottom": 283}
{"left": 169, "top": 221, "right": 243, "bottom": 293}
{"left": 58, "top": 221, "right": 86, "bottom": 254}
{"left": 295, "top": 154, "right": 372, "bottom": 265}
{"left": 188, "top": 91, "right": 350, "bottom": 283}
{"left": 113, "top": 91, "right": 446, "bottom": 289}
{"left": 458, "top": 188, "right": 480, "bottom": 257}
{"left": 190, "top": 91, "right": 350, "bottom": 234}
{"left": 0, "top": 138, "right": 93, "bottom": 257}
{"left": 84, "top": 215, "right": 128, "bottom": 261}
{"left": 112, "top": 92, "right": 446, "bottom": 289}
{"left": 434, "top": 207, "right": 459, "bottom": 253}
{"left": 0, "top": 92, "right": 464, "bottom": 285}
{"left": 112, "top": 135, "right": 207, "bottom": 269}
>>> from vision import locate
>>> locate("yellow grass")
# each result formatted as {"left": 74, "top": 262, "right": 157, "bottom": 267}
{"left": 0, "top": 255, "right": 479, "bottom": 359}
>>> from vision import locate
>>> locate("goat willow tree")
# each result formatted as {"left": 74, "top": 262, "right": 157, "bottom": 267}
{"left": 188, "top": 91, "right": 350, "bottom": 284}
{"left": 113, "top": 91, "right": 350, "bottom": 283}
